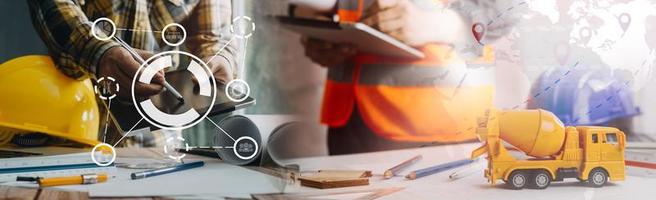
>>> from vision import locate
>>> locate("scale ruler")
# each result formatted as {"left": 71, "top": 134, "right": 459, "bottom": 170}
{"left": 0, "top": 166, "right": 115, "bottom": 183}
{"left": 1, "top": 153, "right": 94, "bottom": 169}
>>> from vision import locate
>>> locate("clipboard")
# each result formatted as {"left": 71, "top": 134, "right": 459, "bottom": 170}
{"left": 276, "top": 16, "right": 425, "bottom": 59}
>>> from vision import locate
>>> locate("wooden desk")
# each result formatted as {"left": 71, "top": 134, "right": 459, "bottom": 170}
{"left": 0, "top": 185, "right": 171, "bottom": 200}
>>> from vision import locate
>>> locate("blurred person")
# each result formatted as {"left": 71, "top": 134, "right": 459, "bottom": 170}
{"left": 295, "top": 0, "right": 519, "bottom": 155}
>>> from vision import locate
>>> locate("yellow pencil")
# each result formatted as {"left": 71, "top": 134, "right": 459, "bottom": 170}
{"left": 38, "top": 173, "right": 109, "bottom": 187}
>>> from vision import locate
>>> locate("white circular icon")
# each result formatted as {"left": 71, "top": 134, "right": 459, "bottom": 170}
{"left": 91, "top": 143, "right": 116, "bottom": 166}
{"left": 91, "top": 17, "right": 116, "bottom": 41}
{"left": 94, "top": 76, "right": 119, "bottom": 100}
{"left": 230, "top": 16, "right": 255, "bottom": 39}
{"left": 131, "top": 51, "right": 217, "bottom": 130}
{"left": 162, "top": 23, "right": 187, "bottom": 47}
{"left": 233, "top": 136, "right": 258, "bottom": 160}
{"left": 163, "top": 136, "right": 190, "bottom": 160}
{"left": 225, "top": 79, "right": 250, "bottom": 102}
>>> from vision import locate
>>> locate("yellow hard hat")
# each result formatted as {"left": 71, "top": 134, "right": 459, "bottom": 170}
{"left": 0, "top": 55, "right": 100, "bottom": 146}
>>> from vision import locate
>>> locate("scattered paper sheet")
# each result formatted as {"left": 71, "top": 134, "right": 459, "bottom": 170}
{"left": 62, "top": 158, "right": 282, "bottom": 198}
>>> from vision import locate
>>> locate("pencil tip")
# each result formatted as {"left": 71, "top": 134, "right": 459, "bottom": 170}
{"left": 405, "top": 173, "right": 415, "bottom": 180}
{"left": 383, "top": 171, "right": 393, "bottom": 179}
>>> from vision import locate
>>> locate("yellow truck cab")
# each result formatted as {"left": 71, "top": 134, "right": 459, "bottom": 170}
{"left": 471, "top": 109, "right": 626, "bottom": 189}
{"left": 577, "top": 126, "right": 626, "bottom": 184}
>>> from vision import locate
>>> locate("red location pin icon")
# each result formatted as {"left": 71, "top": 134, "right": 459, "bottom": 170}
{"left": 618, "top": 13, "right": 631, "bottom": 36}
{"left": 472, "top": 23, "right": 485, "bottom": 45}
{"left": 579, "top": 27, "right": 591, "bottom": 45}
{"left": 554, "top": 42, "right": 570, "bottom": 66}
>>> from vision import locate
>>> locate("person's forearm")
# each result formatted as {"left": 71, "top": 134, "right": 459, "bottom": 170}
{"left": 186, "top": 0, "right": 238, "bottom": 78}
{"left": 27, "top": 0, "right": 118, "bottom": 79}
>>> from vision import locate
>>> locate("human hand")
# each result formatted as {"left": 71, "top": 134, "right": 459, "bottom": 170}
{"left": 98, "top": 47, "right": 164, "bottom": 100}
{"left": 362, "top": 0, "right": 455, "bottom": 47}
{"left": 300, "top": 36, "right": 357, "bottom": 67}
{"left": 206, "top": 57, "right": 234, "bottom": 84}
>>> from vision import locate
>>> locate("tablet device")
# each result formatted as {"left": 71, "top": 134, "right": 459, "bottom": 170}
{"left": 276, "top": 16, "right": 425, "bottom": 59}
{"left": 107, "top": 70, "right": 255, "bottom": 133}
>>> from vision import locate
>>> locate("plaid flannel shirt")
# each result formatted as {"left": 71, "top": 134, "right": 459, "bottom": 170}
{"left": 27, "top": 0, "right": 237, "bottom": 80}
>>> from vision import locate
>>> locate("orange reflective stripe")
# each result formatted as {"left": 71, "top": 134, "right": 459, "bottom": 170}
{"left": 327, "top": 64, "right": 355, "bottom": 83}
{"left": 358, "top": 64, "right": 450, "bottom": 86}
{"left": 354, "top": 44, "right": 462, "bottom": 65}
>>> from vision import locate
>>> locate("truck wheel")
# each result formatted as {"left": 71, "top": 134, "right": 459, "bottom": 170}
{"left": 587, "top": 169, "right": 608, "bottom": 187}
{"left": 508, "top": 171, "right": 528, "bottom": 190}
{"left": 528, "top": 170, "right": 551, "bottom": 189}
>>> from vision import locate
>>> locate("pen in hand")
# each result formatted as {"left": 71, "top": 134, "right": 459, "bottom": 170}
{"left": 113, "top": 37, "right": 185, "bottom": 103}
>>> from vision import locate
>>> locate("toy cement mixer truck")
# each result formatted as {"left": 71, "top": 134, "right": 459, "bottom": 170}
{"left": 471, "top": 109, "right": 626, "bottom": 189}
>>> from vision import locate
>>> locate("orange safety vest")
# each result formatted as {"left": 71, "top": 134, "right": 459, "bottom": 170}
{"left": 322, "top": 0, "right": 495, "bottom": 143}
